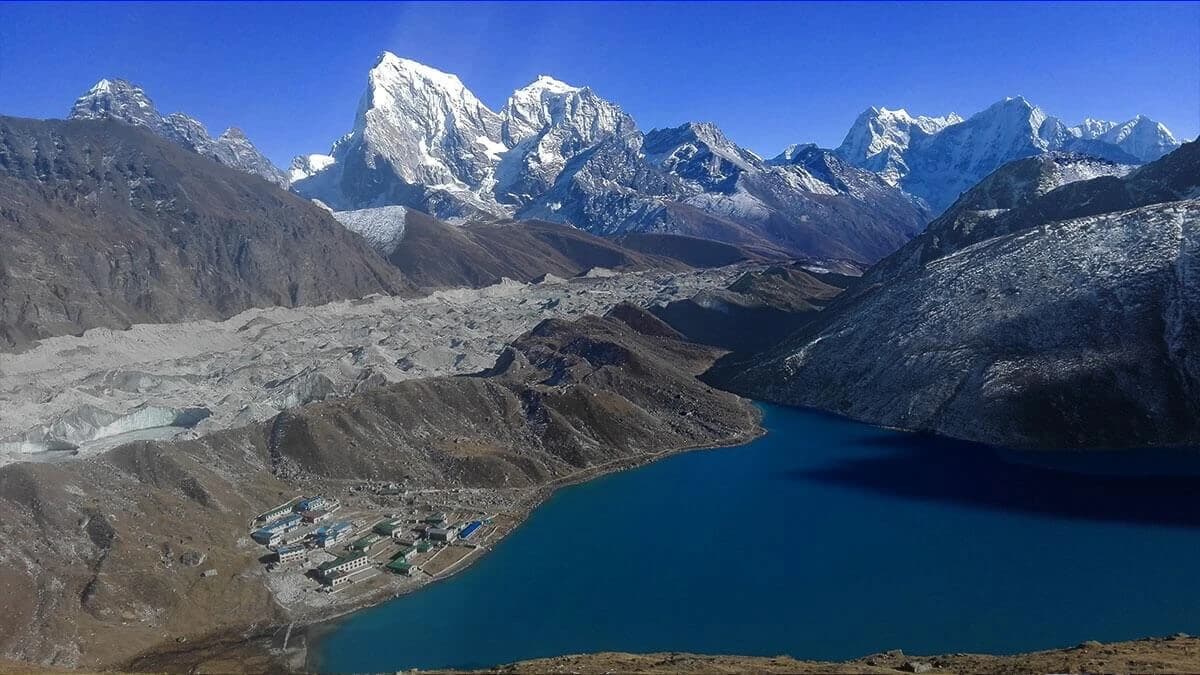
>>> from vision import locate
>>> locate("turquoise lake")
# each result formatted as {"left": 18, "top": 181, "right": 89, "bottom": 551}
{"left": 315, "top": 403, "right": 1200, "bottom": 672}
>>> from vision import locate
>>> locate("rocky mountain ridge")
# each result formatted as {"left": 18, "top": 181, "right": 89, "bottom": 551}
{"left": 63, "top": 61, "right": 1182, "bottom": 266}
{"left": 292, "top": 53, "right": 928, "bottom": 262}
{"left": 0, "top": 115, "right": 408, "bottom": 350}
{"left": 68, "top": 78, "right": 288, "bottom": 186}
{"left": 721, "top": 141, "right": 1200, "bottom": 449}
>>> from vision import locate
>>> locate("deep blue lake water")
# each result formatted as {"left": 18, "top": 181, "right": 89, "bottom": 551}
{"left": 315, "top": 403, "right": 1200, "bottom": 672}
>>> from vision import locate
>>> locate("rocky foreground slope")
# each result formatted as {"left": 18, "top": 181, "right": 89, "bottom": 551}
{"left": 0, "top": 115, "right": 408, "bottom": 350}
{"left": 0, "top": 304, "right": 759, "bottom": 669}
{"left": 469, "top": 635, "right": 1200, "bottom": 674}
{"left": 722, "top": 141, "right": 1200, "bottom": 449}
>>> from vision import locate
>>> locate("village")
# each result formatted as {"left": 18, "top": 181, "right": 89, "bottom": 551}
{"left": 248, "top": 488, "right": 506, "bottom": 597}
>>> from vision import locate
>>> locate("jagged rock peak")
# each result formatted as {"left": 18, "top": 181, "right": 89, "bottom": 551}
{"left": 70, "top": 78, "right": 163, "bottom": 131}
{"left": 353, "top": 51, "right": 504, "bottom": 188}
{"left": 837, "top": 105, "right": 963, "bottom": 159}
{"left": 67, "top": 77, "right": 287, "bottom": 186}
{"left": 365, "top": 52, "right": 495, "bottom": 115}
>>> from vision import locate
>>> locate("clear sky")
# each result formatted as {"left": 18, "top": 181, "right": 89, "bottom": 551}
{"left": 0, "top": 1, "right": 1196, "bottom": 167}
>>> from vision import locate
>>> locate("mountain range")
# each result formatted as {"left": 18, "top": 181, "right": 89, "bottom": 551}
{"left": 835, "top": 97, "right": 1180, "bottom": 212}
{"left": 286, "top": 53, "right": 927, "bottom": 262}
{"left": 67, "top": 54, "right": 1183, "bottom": 264}
{"left": 719, "top": 141, "right": 1200, "bottom": 449}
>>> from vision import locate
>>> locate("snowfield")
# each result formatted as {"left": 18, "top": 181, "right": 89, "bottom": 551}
{"left": 332, "top": 206, "right": 409, "bottom": 255}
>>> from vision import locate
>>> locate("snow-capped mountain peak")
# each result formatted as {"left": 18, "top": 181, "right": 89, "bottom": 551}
{"left": 833, "top": 105, "right": 962, "bottom": 186}
{"left": 366, "top": 52, "right": 489, "bottom": 115}
{"left": 353, "top": 51, "right": 503, "bottom": 190}
{"left": 494, "top": 74, "right": 635, "bottom": 204}
{"left": 1071, "top": 117, "right": 1118, "bottom": 140}
{"left": 528, "top": 74, "right": 580, "bottom": 94}
{"left": 644, "top": 121, "right": 763, "bottom": 179}
{"left": 1099, "top": 115, "right": 1179, "bottom": 162}
{"left": 499, "top": 73, "right": 630, "bottom": 148}
{"left": 837, "top": 106, "right": 963, "bottom": 160}
{"left": 978, "top": 95, "right": 1049, "bottom": 137}
{"left": 825, "top": 94, "right": 1183, "bottom": 213}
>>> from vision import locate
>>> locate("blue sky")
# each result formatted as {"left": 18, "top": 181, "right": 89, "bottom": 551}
{"left": 0, "top": 2, "right": 1195, "bottom": 166}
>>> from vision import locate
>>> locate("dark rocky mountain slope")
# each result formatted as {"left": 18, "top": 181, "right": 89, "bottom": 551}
{"left": 719, "top": 141, "right": 1200, "bottom": 449}
{"left": 0, "top": 116, "right": 409, "bottom": 349}
{"left": 341, "top": 208, "right": 693, "bottom": 289}
{"left": 266, "top": 305, "right": 757, "bottom": 484}
{"left": 653, "top": 265, "right": 842, "bottom": 353}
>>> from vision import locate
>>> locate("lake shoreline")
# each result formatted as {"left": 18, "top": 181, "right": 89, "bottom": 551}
{"left": 121, "top": 415, "right": 769, "bottom": 673}
{"left": 302, "top": 420, "right": 769, "bottom": 672}
{"left": 124, "top": 399, "right": 1200, "bottom": 673}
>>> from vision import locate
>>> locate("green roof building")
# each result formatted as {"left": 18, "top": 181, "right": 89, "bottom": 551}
{"left": 386, "top": 559, "right": 414, "bottom": 575}
{"left": 349, "top": 534, "right": 381, "bottom": 552}
{"left": 373, "top": 520, "right": 402, "bottom": 536}
{"left": 317, "top": 552, "right": 368, "bottom": 579}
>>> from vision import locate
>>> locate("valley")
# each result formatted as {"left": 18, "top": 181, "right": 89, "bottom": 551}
{"left": 0, "top": 287, "right": 764, "bottom": 670}
{"left": 0, "top": 8, "right": 1197, "bottom": 672}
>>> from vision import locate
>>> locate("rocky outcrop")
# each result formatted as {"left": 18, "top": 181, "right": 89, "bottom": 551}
{"left": 475, "top": 636, "right": 1200, "bottom": 674}
{"left": 0, "top": 115, "right": 409, "bottom": 349}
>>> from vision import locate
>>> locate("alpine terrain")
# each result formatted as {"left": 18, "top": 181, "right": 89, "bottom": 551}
{"left": 291, "top": 53, "right": 928, "bottom": 263}
{"left": 722, "top": 141, "right": 1200, "bottom": 449}
{"left": 830, "top": 96, "right": 1181, "bottom": 213}
{"left": 0, "top": 115, "right": 408, "bottom": 349}
{"left": 0, "top": 15, "right": 1197, "bottom": 675}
